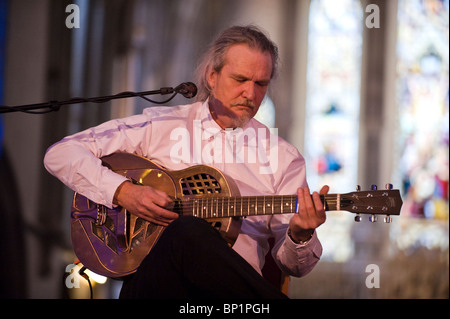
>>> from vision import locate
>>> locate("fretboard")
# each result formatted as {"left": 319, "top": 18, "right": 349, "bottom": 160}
{"left": 178, "top": 194, "right": 339, "bottom": 219}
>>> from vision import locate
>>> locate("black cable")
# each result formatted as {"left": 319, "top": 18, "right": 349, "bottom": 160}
{"left": 63, "top": 263, "right": 95, "bottom": 299}
{"left": 0, "top": 88, "right": 179, "bottom": 114}
{"left": 78, "top": 266, "right": 94, "bottom": 299}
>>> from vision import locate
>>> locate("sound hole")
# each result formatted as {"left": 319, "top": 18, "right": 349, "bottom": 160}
{"left": 180, "top": 174, "right": 221, "bottom": 195}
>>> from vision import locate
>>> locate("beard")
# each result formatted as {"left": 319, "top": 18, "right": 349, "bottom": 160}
{"left": 209, "top": 96, "right": 258, "bottom": 129}
{"left": 229, "top": 112, "right": 252, "bottom": 128}
{"left": 229, "top": 99, "right": 256, "bottom": 127}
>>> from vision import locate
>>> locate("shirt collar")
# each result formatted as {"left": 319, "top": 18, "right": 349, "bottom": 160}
{"left": 200, "top": 99, "right": 222, "bottom": 133}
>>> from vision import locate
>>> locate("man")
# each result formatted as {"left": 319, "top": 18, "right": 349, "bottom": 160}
{"left": 44, "top": 25, "right": 328, "bottom": 298}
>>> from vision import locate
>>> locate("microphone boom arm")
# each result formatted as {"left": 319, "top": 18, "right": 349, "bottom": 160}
{"left": 0, "top": 82, "right": 197, "bottom": 114}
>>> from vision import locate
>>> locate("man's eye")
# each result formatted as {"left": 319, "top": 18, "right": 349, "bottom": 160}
{"left": 256, "top": 82, "right": 269, "bottom": 87}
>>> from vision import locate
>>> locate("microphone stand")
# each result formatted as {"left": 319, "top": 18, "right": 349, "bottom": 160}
{"left": 0, "top": 83, "right": 193, "bottom": 114}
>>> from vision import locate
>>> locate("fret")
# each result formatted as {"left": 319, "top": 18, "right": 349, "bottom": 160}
{"left": 257, "top": 197, "right": 264, "bottom": 216}
{"left": 210, "top": 197, "right": 213, "bottom": 218}
{"left": 264, "top": 197, "right": 268, "bottom": 214}
{"left": 289, "top": 196, "right": 293, "bottom": 212}
{"left": 196, "top": 198, "right": 200, "bottom": 218}
{"left": 221, "top": 198, "right": 224, "bottom": 217}
{"left": 324, "top": 194, "right": 337, "bottom": 211}
{"left": 240, "top": 197, "right": 243, "bottom": 217}
{"left": 203, "top": 197, "right": 206, "bottom": 218}
{"left": 207, "top": 197, "right": 210, "bottom": 218}
{"left": 252, "top": 197, "right": 255, "bottom": 215}
{"left": 290, "top": 196, "right": 293, "bottom": 212}
{"left": 209, "top": 198, "right": 213, "bottom": 218}
{"left": 208, "top": 197, "right": 211, "bottom": 218}
{"left": 196, "top": 198, "right": 199, "bottom": 217}
{"left": 196, "top": 199, "right": 199, "bottom": 217}
{"left": 263, "top": 196, "right": 266, "bottom": 215}
{"left": 216, "top": 198, "right": 219, "bottom": 217}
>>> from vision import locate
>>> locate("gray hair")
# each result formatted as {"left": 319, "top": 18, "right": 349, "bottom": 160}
{"left": 194, "top": 25, "right": 279, "bottom": 102}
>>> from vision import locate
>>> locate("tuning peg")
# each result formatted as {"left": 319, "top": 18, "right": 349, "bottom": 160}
{"left": 369, "top": 214, "right": 377, "bottom": 222}
{"left": 356, "top": 185, "right": 361, "bottom": 191}
{"left": 384, "top": 215, "right": 392, "bottom": 223}
{"left": 371, "top": 184, "right": 378, "bottom": 190}
{"left": 385, "top": 183, "right": 393, "bottom": 190}
{"left": 354, "top": 214, "right": 362, "bottom": 222}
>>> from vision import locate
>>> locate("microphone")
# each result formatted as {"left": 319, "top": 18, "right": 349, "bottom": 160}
{"left": 174, "top": 82, "right": 197, "bottom": 99}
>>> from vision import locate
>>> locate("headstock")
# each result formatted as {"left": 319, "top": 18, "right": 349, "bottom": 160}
{"left": 340, "top": 184, "right": 403, "bottom": 223}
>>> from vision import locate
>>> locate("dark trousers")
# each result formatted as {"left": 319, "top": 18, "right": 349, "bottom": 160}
{"left": 119, "top": 216, "right": 288, "bottom": 299}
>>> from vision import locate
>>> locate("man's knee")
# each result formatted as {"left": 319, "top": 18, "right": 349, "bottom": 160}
{"left": 163, "top": 216, "right": 218, "bottom": 243}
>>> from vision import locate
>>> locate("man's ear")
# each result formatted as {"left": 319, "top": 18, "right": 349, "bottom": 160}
{"left": 206, "top": 69, "right": 216, "bottom": 91}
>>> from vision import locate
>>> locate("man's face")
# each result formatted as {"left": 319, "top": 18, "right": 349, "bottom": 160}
{"left": 207, "top": 44, "right": 273, "bottom": 129}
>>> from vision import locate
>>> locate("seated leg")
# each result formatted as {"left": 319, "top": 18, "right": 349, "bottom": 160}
{"left": 120, "top": 216, "right": 287, "bottom": 299}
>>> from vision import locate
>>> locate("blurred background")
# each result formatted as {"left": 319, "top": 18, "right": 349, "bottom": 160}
{"left": 0, "top": 0, "right": 448, "bottom": 299}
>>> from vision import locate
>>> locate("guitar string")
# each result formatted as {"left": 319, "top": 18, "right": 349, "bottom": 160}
{"left": 170, "top": 195, "right": 391, "bottom": 217}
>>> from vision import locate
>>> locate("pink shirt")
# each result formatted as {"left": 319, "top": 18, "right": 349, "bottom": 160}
{"left": 44, "top": 101, "right": 322, "bottom": 277}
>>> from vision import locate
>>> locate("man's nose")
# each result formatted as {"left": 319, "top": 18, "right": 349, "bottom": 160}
{"left": 242, "top": 81, "right": 256, "bottom": 100}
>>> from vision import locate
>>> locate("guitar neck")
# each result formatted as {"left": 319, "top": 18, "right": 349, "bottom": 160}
{"left": 178, "top": 194, "right": 339, "bottom": 219}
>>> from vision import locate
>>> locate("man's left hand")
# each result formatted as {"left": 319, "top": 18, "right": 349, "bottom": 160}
{"left": 288, "top": 185, "right": 329, "bottom": 243}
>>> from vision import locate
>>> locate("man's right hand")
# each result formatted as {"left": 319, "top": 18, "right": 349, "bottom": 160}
{"left": 113, "top": 181, "right": 179, "bottom": 226}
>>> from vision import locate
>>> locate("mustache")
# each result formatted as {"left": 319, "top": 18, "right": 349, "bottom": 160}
{"left": 230, "top": 100, "right": 255, "bottom": 108}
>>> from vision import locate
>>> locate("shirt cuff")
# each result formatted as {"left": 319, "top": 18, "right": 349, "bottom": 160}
{"left": 285, "top": 229, "right": 323, "bottom": 265}
{"left": 285, "top": 228, "right": 318, "bottom": 248}
{"left": 98, "top": 170, "right": 129, "bottom": 209}
{"left": 287, "top": 228, "right": 314, "bottom": 245}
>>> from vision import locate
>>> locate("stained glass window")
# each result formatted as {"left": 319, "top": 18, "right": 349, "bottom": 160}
{"left": 395, "top": 0, "right": 449, "bottom": 220}
{"left": 304, "top": 0, "right": 363, "bottom": 194}
{"left": 303, "top": 0, "right": 363, "bottom": 262}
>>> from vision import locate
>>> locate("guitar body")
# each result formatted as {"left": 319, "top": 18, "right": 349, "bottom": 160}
{"left": 70, "top": 153, "right": 403, "bottom": 278}
{"left": 71, "top": 153, "right": 242, "bottom": 278}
